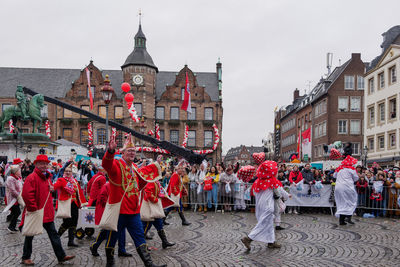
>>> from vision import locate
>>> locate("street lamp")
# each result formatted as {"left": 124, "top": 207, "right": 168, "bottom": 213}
{"left": 100, "top": 75, "right": 114, "bottom": 147}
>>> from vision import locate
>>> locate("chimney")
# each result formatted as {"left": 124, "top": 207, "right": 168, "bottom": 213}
{"left": 351, "top": 53, "right": 361, "bottom": 60}
{"left": 293, "top": 88, "right": 300, "bottom": 101}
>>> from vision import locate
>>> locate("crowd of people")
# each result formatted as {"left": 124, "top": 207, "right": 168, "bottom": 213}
{"left": 1, "top": 136, "right": 400, "bottom": 265}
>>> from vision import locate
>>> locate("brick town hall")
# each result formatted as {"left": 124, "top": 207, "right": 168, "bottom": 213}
{"left": 0, "top": 22, "right": 223, "bottom": 164}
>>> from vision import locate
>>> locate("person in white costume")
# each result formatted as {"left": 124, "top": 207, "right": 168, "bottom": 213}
{"left": 274, "top": 185, "right": 290, "bottom": 231}
{"left": 333, "top": 156, "right": 359, "bottom": 225}
{"left": 241, "top": 161, "right": 283, "bottom": 250}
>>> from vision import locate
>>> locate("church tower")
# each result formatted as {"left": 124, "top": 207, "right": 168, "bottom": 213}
{"left": 121, "top": 18, "right": 158, "bottom": 137}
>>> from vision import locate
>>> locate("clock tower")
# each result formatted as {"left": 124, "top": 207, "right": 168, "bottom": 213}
{"left": 121, "top": 21, "right": 158, "bottom": 136}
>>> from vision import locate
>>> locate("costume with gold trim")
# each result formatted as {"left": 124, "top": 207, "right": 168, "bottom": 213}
{"left": 102, "top": 150, "right": 162, "bottom": 214}
{"left": 167, "top": 172, "right": 188, "bottom": 198}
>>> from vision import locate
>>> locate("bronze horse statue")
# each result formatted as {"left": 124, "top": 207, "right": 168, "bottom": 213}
{"left": 0, "top": 94, "right": 45, "bottom": 133}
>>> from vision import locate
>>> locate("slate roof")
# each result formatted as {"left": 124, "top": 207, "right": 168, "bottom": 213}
{"left": 366, "top": 25, "right": 400, "bottom": 72}
{"left": 310, "top": 58, "right": 351, "bottom": 104}
{"left": 0, "top": 67, "right": 220, "bottom": 102}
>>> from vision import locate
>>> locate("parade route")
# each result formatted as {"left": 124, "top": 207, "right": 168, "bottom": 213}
{"left": 1, "top": 211, "right": 399, "bottom": 267}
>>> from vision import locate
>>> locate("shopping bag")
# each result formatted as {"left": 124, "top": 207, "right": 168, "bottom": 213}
{"left": 197, "top": 185, "right": 202, "bottom": 194}
{"left": 225, "top": 183, "right": 231, "bottom": 194}
{"left": 296, "top": 180, "right": 304, "bottom": 191}
{"left": 314, "top": 181, "right": 323, "bottom": 190}
{"left": 56, "top": 198, "right": 72, "bottom": 218}
{"left": 170, "top": 193, "right": 180, "bottom": 207}
{"left": 99, "top": 201, "right": 122, "bottom": 231}
{"left": 244, "top": 187, "right": 251, "bottom": 201}
{"left": 140, "top": 200, "right": 154, "bottom": 222}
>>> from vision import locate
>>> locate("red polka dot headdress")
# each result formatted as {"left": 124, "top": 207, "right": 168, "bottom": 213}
{"left": 256, "top": 160, "right": 278, "bottom": 180}
{"left": 335, "top": 155, "right": 358, "bottom": 172}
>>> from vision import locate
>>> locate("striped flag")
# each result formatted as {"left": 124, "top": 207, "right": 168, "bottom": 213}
{"left": 86, "top": 67, "right": 93, "bottom": 110}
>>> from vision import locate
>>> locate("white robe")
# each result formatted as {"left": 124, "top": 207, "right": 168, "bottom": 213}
{"left": 334, "top": 168, "right": 359, "bottom": 216}
{"left": 274, "top": 186, "right": 290, "bottom": 224}
{"left": 248, "top": 188, "right": 275, "bottom": 243}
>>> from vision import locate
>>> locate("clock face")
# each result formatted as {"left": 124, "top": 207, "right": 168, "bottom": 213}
{"left": 133, "top": 74, "right": 144, "bottom": 85}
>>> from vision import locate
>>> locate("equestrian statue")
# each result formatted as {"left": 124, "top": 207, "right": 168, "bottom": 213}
{"left": 0, "top": 86, "right": 45, "bottom": 133}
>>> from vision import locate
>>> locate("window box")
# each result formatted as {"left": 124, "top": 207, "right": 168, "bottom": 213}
{"left": 78, "top": 118, "right": 92, "bottom": 125}
{"left": 203, "top": 120, "right": 215, "bottom": 127}
{"left": 168, "top": 120, "right": 181, "bottom": 127}
{"left": 60, "top": 118, "right": 73, "bottom": 125}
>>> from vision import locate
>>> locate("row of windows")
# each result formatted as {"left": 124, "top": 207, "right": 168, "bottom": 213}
{"left": 61, "top": 105, "right": 215, "bottom": 121}
{"left": 298, "top": 112, "right": 312, "bottom": 131}
{"left": 314, "top": 143, "right": 361, "bottom": 157}
{"left": 156, "top": 107, "right": 214, "bottom": 121}
{"left": 338, "top": 96, "right": 362, "bottom": 112}
{"left": 281, "top": 118, "right": 295, "bottom": 133}
{"left": 367, "top": 130, "right": 400, "bottom": 152}
{"left": 282, "top": 134, "right": 296, "bottom": 148}
{"left": 338, "top": 119, "right": 362, "bottom": 135}
{"left": 367, "top": 96, "right": 398, "bottom": 126}
{"left": 344, "top": 75, "right": 364, "bottom": 90}
{"left": 314, "top": 121, "right": 327, "bottom": 138}
{"left": 368, "top": 65, "right": 397, "bottom": 94}
{"left": 62, "top": 128, "right": 213, "bottom": 148}
{"left": 314, "top": 99, "right": 327, "bottom": 118}
{"left": 282, "top": 150, "right": 295, "bottom": 161}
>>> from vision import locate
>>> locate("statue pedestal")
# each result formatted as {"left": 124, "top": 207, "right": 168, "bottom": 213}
{"left": 0, "top": 133, "right": 60, "bottom": 162}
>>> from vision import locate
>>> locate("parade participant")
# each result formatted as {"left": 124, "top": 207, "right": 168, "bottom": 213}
{"left": 20, "top": 154, "right": 75, "bottom": 265}
{"left": 241, "top": 160, "right": 282, "bottom": 250}
{"left": 102, "top": 135, "right": 165, "bottom": 267}
{"left": 164, "top": 164, "right": 191, "bottom": 226}
{"left": 5, "top": 165, "right": 23, "bottom": 232}
{"left": 141, "top": 180, "right": 176, "bottom": 249}
{"left": 87, "top": 166, "right": 107, "bottom": 206}
{"left": 13, "top": 158, "right": 24, "bottom": 168}
{"left": 90, "top": 181, "right": 110, "bottom": 256}
{"left": 274, "top": 181, "right": 290, "bottom": 231}
{"left": 334, "top": 156, "right": 359, "bottom": 225}
{"left": 53, "top": 163, "right": 87, "bottom": 247}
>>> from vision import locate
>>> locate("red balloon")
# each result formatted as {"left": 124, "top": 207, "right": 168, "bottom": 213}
{"left": 124, "top": 93, "right": 134, "bottom": 103}
{"left": 121, "top": 82, "right": 131, "bottom": 93}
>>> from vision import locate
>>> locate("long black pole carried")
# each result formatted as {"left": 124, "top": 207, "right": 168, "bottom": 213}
{"left": 23, "top": 87, "right": 205, "bottom": 164}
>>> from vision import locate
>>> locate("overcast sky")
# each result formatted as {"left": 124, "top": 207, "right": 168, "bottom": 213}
{"left": 2, "top": 0, "right": 400, "bottom": 154}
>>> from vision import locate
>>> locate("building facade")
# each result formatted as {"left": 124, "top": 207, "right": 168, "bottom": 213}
{"left": 224, "top": 145, "right": 264, "bottom": 166}
{"left": 311, "top": 53, "right": 365, "bottom": 161}
{"left": 0, "top": 23, "right": 223, "bottom": 163}
{"left": 364, "top": 26, "right": 400, "bottom": 166}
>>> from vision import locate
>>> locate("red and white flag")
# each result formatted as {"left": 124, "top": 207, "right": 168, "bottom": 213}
{"left": 86, "top": 67, "right": 93, "bottom": 110}
{"left": 301, "top": 128, "right": 312, "bottom": 160}
{"left": 45, "top": 120, "right": 51, "bottom": 138}
{"left": 180, "top": 72, "right": 192, "bottom": 113}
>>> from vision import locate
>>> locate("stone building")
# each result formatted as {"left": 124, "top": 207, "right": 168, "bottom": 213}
{"left": 364, "top": 26, "right": 400, "bottom": 166}
{"left": 224, "top": 145, "right": 264, "bottom": 166}
{"left": 0, "top": 22, "right": 223, "bottom": 163}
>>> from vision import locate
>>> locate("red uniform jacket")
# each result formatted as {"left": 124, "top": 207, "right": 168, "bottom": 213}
{"left": 20, "top": 168, "right": 55, "bottom": 226}
{"left": 289, "top": 171, "right": 303, "bottom": 184}
{"left": 143, "top": 181, "right": 174, "bottom": 208}
{"left": 53, "top": 176, "right": 87, "bottom": 208}
{"left": 95, "top": 182, "right": 110, "bottom": 225}
{"left": 102, "top": 150, "right": 161, "bottom": 214}
{"left": 167, "top": 172, "right": 187, "bottom": 198}
{"left": 87, "top": 173, "right": 107, "bottom": 206}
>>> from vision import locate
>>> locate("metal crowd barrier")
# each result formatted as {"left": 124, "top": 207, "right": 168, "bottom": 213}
{"left": 180, "top": 182, "right": 400, "bottom": 216}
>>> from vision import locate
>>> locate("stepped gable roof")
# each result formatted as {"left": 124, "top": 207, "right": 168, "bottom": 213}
{"left": 155, "top": 71, "right": 219, "bottom": 102}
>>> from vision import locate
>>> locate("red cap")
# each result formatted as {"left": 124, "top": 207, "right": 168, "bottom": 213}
{"left": 33, "top": 154, "right": 50, "bottom": 165}
{"left": 13, "top": 158, "right": 23, "bottom": 165}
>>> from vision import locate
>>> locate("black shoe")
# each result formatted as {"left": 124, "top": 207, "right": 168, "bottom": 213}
{"left": 118, "top": 251, "right": 133, "bottom": 257}
{"left": 339, "top": 215, "right": 347, "bottom": 225}
{"left": 346, "top": 216, "right": 355, "bottom": 225}
{"left": 7, "top": 227, "right": 18, "bottom": 233}
{"left": 275, "top": 226, "right": 285, "bottom": 231}
{"left": 90, "top": 245, "right": 100, "bottom": 256}
{"left": 145, "top": 231, "right": 154, "bottom": 240}
{"left": 158, "top": 230, "right": 175, "bottom": 249}
{"left": 105, "top": 248, "right": 115, "bottom": 267}
{"left": 136, "top": 245, "right": 166, "bottom": 267}
{"left": 178, "top": 212, "right": 191, "bottom": 226}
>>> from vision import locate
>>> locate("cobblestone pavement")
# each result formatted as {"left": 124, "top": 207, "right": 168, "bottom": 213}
{"left": 1, "top": 210, "right": 399, "bottom": 267}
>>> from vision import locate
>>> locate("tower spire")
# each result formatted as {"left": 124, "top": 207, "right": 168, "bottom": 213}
{"left": 138, "top": 9, "right": 142, "bottom": 25}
